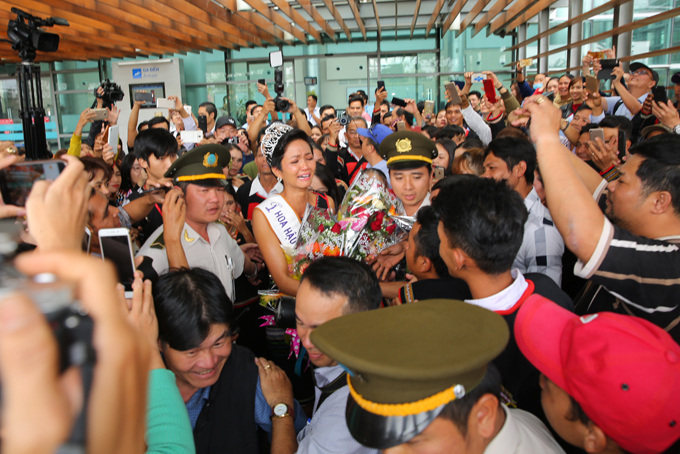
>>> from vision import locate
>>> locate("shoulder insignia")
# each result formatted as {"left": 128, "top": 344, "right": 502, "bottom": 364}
{"left": 150, "top": 233, "right": 166, "bottom": 250}
{"left": 184, "top": 229, "right": 195, "bottom": 243}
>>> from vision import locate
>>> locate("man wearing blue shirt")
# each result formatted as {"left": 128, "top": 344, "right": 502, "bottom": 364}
{"left": 153, "top": 267, "right": 307, "bottom": 453}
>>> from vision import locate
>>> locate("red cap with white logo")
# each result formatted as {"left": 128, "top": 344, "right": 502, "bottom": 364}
{"left": 514, "top": 294, "right": 680, "bottom": 454}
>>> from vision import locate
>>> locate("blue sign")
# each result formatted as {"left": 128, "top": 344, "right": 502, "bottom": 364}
{"left": 132, "top": 68, "right": 142, "bottom": 79}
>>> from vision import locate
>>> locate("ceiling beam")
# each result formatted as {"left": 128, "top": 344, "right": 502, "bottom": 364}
{"left": 410, "top": 0, "right": 422, "bottom": 38}
{"left": 297, "top": 0, "right": 337, "bottom": 42}
{"left": 456, "top": 0, "right": 493, "bottom": 37}
{"left": 235, "top": 11, "right": 292, "bottom": 45}
{"left": 441, "top": 0, "right": 471, "bottom": 37}
{"left": 372, "top": 0, "right": 382, "bottom": 40}
{"left": 502, "top": 0, "right": 560, "bottom": 34}
{"left": 346, "top": 0, "right": 367, "bottom": 40}
{"left": 268, "top": 0, "right": 324, "bottom": 43}
{"left": 487, "top": 0, "right": 540, "bottom": 36}
{"left": 472, "top": 0, "right": 512, "bottom": 37}
{"left": 240, "top": 0, "right": 308, "bottom": 43}
{"left": 506, "top": 0, "right": 633, "bottom": 51}
{"left": 505, "top": 7, "right": 680, "bottom": 65}
{"left": 425, "top": 0, "right": 446, "bottom": 37}
{"left": 320, "top": 0, "right": 352, "bottom": 41}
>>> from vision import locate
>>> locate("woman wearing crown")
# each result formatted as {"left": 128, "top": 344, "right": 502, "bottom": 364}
{"left": 252, "top": 123, "right": 335, "bottom": 296}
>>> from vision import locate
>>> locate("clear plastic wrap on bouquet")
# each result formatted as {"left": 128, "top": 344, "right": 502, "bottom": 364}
{"left": 338, "top": 170, "right": 409, "bottom": 261}
{"left": 288, "top": 170, "right": 409, "bottom": 278}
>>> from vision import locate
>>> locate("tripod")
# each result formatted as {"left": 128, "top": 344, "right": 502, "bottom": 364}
{"left": 16, "top": 60, "right": 50, "bottom": 160}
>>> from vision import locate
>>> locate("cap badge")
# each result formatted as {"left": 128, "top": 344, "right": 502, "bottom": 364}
{"left": 395, "top": 138, "right": 412, "bottom": 153}
{"left": 203, "top": 152, "right": 218, "bottom": 168}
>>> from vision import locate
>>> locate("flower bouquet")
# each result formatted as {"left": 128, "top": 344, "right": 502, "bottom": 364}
{"left": 289, "top": 170, "right": 408, "bottom": 278}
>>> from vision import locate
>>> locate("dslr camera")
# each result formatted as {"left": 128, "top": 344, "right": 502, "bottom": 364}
{"left": 269, "top": 51, "right": 290, "bottom": 113}
{"left": 95, "top": 79, "right": 125, "bottom": 105}
{"left": 339, "top": 115, "right": 350, "bottom": 126}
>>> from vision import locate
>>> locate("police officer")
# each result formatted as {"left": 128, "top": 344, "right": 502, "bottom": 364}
{"left": 379, "top": 131, "right": 437, "bottom": 217}
{"left": 310, "top": 299, "right": 566, "bottom": 454}
{"left": 137, "top": 144, "right": 260, "bottom": 300}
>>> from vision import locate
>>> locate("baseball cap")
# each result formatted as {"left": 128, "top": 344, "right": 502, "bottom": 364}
{"left": 515, "top": 295, "right": 680, "bottom": 454}
{"left": 215, "top": 115, "right": 237, "bottom": 130}
{"left": 357, "top": 124, "right": 392, "bottom": 146}
{"left": 629, "top": 62, "right": 659, "bottom": 84}
{"left": 671, "top": 72, "right": 680, "bottom": 84}
{"left": 641, "top": 124, "right": 672, "bottom": 139}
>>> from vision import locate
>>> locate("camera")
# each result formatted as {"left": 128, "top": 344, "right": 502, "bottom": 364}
{"left": 0, "top": 221, "right": 94, "bottom": 447}
{"left": 273, "top": 69, "right": 290, "bottom": 113}
{"left": 269, "top": 50, "right": 289, "bottom": 113}
{"left": 339, "top": 115, "right": 350, "bottom": 126}
{"left": 224, "top": 136, "right": 240, "bottom": 146}
{"left": 0, "top": 222, "right": 95, "bottom": 374}
{"left": 7, "top": 8, "right": 69, "bottom": 62}
{"left": 274, "top": 296, "right": 296, "bottom": 329}
{"left": 95, "top": 79, "right": 125, "bottom": 105}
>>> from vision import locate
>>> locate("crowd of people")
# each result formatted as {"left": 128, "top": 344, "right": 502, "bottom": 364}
{"left": 1, "top": 49, "right": 680, "bottom": 454}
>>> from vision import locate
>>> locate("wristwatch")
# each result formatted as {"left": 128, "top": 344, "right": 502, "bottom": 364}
{"left": 674, "top": 124, "right": 680, "bottom": 135}
{"left": 272, "top": 403, "right": 293, "bottom": 419}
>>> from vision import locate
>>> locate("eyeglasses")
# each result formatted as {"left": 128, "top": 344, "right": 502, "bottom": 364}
{"left": 630, "top": 70, "right": 650, "bottom": 77}
{"left": 347, "top": 131, "right": 359, "bottom": 136}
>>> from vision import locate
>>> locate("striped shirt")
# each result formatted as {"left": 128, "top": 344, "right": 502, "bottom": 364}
{"left": 514, "top": 188, "right": 565, "bottom": 286}
{"left": 574, "top": 216, "right": 680, "bottom": 341}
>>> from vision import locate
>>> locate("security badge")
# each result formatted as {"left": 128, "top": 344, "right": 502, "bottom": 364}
{"left": 395, "top": 138, "right": 412, "bottom": 153}
{"left": 203, "top": 152, "right": 218, "bottom": 168}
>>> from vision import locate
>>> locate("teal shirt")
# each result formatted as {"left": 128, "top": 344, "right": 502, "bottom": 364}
{"left": 147, "top": 369, "right": 196, "bottom": 454}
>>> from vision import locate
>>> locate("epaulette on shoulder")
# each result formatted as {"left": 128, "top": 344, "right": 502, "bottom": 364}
{"left": 150, "top": 233, "right": 166, "bottom": 250}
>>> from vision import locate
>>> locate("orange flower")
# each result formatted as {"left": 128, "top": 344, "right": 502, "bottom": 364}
{"left": 313, "top": 242, "right": 321, "bottom": 254}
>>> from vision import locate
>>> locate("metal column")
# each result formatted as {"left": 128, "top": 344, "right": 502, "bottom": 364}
{"left": 569, "top": 0, "right": 583, "bottom": 74}
{"left": 538, "top": 9, "right": 550, "bottom": 74}
{"left": 517, "top": 24, "right": 527, "bottom": 62}
{"left": 617, "top": 3, "right": 633, "bottom": 72}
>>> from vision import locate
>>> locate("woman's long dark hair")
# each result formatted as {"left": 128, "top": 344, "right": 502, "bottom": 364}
{"left": 119, "top": 152, "right": 137, "bottom": 194}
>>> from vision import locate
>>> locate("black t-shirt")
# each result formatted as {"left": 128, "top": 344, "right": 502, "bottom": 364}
{"left": 398, "top": 275, "right": 472, "bottom": 303}
{"left": 235, "top": 179, "right": 267, "bottom": 221}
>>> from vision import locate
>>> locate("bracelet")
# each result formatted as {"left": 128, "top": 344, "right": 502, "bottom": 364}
{"left": 328, "top": 142, "right": 338, "bottom": 148}
{"left": 244, "top": 264, "right": 258, "bottom": 279}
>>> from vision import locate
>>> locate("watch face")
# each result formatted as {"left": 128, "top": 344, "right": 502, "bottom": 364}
{"left": 274, "top": 403, "right": 288, "bottom": 416}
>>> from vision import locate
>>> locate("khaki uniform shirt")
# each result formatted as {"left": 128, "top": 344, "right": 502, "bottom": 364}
{"left": 485, "top": 405, "right": 565, "bottom": 454}
{"left": 137, "top": 222, "right": 245, "bottom": 300}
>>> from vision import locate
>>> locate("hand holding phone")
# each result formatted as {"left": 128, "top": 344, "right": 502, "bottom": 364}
{"left": 391, "top": 97, "right": 408, "bottom": 108}
{"left": 471, "top": 73, "right": 486, "bottom": 83}
{"left": 585, "top": 75, "right": 599, "bottom": 94}
{"left": 482, "top": 79, "right": 497, "bottom": 104}
{"left": 445, "top": 84, "right": 462, "bottom": 105}
{"left": 180, "top": 130, "right": 204, "bottom": 143}
{"left": 99, "top": 228, "right": 137, "bottom": 298}
{"left": 155, "top": 98, "right": 175, "bottom": 109}
{"left": 107, "top": 125, "right": 119, "bottom": 150}
{"left": 92, "top": 109, "right": 107, "bottom": 121}
{"left": 0, "top": 160, "right": 66, "bottom": 207}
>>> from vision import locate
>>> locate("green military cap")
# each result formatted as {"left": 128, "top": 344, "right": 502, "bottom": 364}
{"left": 378, "top": 130, "right": 438, "bottom": 170}
{"left": 164, "top": 143, "right": 231, "bottom": 185}
{"left": 310, "top": 299, "right": 509, "bottom": 450}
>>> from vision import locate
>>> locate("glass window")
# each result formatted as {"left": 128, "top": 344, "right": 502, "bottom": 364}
{"left": 54, "top": 61, "right": 99, "bottom": 71}
{"left": 56, "top": 92, "right": 95, "bottom": 135}
{"left": 175, "top": 51, "right": 226, "bottom": 84}
{"left": 53, "top": 71, "right": 101, "bottom": 92}
{"left": 0, "top": 76, "right": 56, "bottom": 146}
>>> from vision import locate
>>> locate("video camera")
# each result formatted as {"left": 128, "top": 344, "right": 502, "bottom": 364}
{"left": 6, "top": 8, "right": 69, "bottom": 62}
{"left": 95, "top": 79, "right": 125, "bottom": 105}
{"left": 269, "top": 51, "right": 290, "bottom": 113}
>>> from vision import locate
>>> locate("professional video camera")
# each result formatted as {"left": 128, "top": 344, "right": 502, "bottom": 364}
{"left": 269, "top": 51, "right": 290, "bottom": 113}
{"left": 95, "top": 79, "right": 125, "bottom": 105}
{"left": 6, "top": 8, "right": 68, "bottom": 62}
{"left": 4, "top": 8, "right": 69, "bottom": 160}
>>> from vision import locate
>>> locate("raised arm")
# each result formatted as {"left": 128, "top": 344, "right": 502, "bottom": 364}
{"left": 249, "top": 98, "right": 276, "bottom": 151}
{"left": 610, "top": 66, "right": 642, "bottom": 116}
{"left": 522, "top": 97, "right": 605, "bottom": 263}
{"left": 128, "top": 93, "right": 145, "bottom": 149}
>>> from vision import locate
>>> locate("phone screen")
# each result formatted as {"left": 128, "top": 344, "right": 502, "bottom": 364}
{"left": 0, "top": 160, "right": 65, "bottom": 206}
{"left": 100, "top": 234, "right": 136, "bottom": 291}
{"left": 377, "top": 80, "right": 385, "bottom": 90}
{"left": 652, "top": 86, "right": 668, "bottom": 105}
{"left": 198, "top": 115, "right": 208, "bottom": 135}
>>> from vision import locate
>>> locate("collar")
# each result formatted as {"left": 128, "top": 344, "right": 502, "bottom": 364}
{"left": 186, "top": 385, "right": 212, "bottom": 407}
{"left": 418, "top": 192, "right": 432, "bottom": 211}
{"left": 485, "top": 405, "right": 519, "bottom": 453}
{"left": 346, "top": 147, "right": 361, "bottom": 162}
{"left": 523, "top": 187, "right": 541, "bottom": 211}
{"left": 250, "top": 175, "right": 284, "bottom": 199}
{"left": 655, "top": 234, "right": 680, "bottom": 243}
{"left": 465, "top": 269, "right": 529, "bottom": 312}
{"left": 182, "top": 222, "right": 220, "bottom": 247}
{"left": 314, "top": 364, "right": 346, "bottom": 388}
